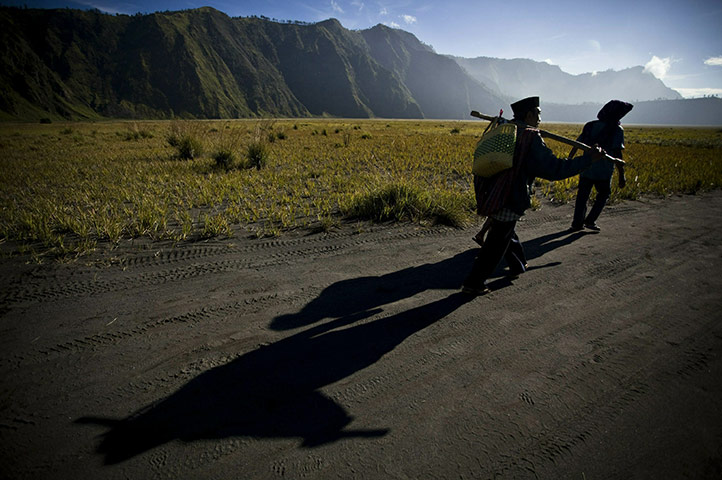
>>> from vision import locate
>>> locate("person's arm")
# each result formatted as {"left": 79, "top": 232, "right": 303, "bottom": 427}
{"left": 614, "top": 150, "right": 626, "bottom": 188}
{"left": 526, "top": 134, "right": 605, "bottom": 181}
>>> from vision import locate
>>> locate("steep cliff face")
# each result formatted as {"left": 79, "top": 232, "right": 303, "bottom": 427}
{"left": 0, "top": 7, "right": 433, "bottom": 120}
{"left": 247, "top": 18, "right": 422, "bottom": 118}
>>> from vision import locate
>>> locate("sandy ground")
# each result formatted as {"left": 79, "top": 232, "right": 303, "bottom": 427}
{"left": 1, "top": 192, "right": 721, "bottom": 480}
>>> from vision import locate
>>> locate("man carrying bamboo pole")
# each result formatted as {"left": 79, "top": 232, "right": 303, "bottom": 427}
{"left": 569, "top": 100, "right": 633, "bottom": 232}
{"left": 462, "top": 96, "right": 609, "bottom": 296}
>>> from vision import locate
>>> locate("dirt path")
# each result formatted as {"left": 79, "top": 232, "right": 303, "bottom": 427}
{"left": 1, "top": 192, "right": 721, "bottom": 479}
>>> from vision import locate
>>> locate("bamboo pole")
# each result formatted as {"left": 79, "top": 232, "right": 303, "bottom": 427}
{"left": 470, "top": 110, "right": 625, "bottom": 165}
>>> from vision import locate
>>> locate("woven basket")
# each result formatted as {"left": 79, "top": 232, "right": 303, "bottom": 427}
{"left": 472, "top": 122, "right": 517, "bottom": 177}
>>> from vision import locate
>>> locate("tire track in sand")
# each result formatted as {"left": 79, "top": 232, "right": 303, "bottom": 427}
{"left": 0, "top": 227, "right": 454, "bottom": 307}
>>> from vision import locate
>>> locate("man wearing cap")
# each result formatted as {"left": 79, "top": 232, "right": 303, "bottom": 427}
{"left": 462, "top": 96, "right": 607, "bottom": 296}
{"left": 569, "top": 100, "right": 633, "bottom": 231}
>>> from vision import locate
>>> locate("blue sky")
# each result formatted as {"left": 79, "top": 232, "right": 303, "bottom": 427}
{"left": 3, "top": 0, "right": 721, "bottom": 98}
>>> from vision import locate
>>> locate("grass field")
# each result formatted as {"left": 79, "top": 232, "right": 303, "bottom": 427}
{"left": 1, "top": 119, "right": 720, "bottom": 260}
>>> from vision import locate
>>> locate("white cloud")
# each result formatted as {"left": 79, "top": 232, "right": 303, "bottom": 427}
{"left": 704, "top": 56, "right": 722, "bottom": 66}
{"left": 351, "top": 0, "right": 365, "bottom": 12}
{"left": 401, "top": 14, "right": 417, "bottom": 24}
{"left": 644, "top": 55, "right": 672, "bottom": 80}
{"left": 588, "top": 39, "right": 601, "bottom": 52}
{"left": 331, "top": 0, "right": 344, "bottom": 14}
{"left": 388, "top": 21, "right": 401, "bottom": 28}
{"left": 380, "top": 7, "right": 388, "bottom": 15}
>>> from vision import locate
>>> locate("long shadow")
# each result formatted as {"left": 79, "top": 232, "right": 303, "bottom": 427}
{"left": 521, "top": 229, "right": 590, "bottom": 263}
{"left": 77, "top": 295, "right": 473, "bottom": 464}
{"left": 273, "top": 230, "right": 588, "bottom": 332}
{"left": 77, "top": 231, "right": 583, "bottom": 464}
{"left": 271, "top": 249, "right": 477, "bottom": 330}
{"left": 483, "top": 228, "right": 589, "bottom": 279}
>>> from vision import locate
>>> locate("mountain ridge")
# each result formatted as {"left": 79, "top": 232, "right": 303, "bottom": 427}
{"left": 0, "top": 6, "right": 719, "bottom": 125}
{"left": 451, "top": 56, "right": 682, "bottom": 105}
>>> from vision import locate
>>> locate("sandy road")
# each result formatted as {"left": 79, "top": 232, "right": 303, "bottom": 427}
{"left": 1, "top": 192, "right": 721, "bottom": 479}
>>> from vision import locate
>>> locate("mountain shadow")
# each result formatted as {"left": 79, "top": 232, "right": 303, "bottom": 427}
{"left": 77, "top": 256, "right": 475, "bottom": 464}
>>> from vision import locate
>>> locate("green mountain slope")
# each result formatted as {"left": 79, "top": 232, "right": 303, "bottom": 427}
{"left": 0, "top": 7, "right": 313, "bottom": 119}
{"left": 244, "top": 17, "right": 422, "bottom": 118}
{"left": 0, "top": 7, "right": 433, "bottom": 120}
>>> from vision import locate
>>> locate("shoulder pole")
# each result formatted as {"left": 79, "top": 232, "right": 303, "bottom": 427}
{"left": 470, "top": 110, "right": 624, "bottom": 165}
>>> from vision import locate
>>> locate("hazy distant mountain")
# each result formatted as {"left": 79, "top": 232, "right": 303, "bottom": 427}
{"left": 452, "top": 56, "right": 683, "bottom": 105}
{"left": 360, "top": 25, "right": 501, "bottom": 118}
{"left": 0, "top": 6, "right": 718, "bottom": 124}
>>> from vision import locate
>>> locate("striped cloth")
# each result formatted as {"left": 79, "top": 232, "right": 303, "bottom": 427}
{"left": 491, "top": 208, "right": 521, "bottom": 222}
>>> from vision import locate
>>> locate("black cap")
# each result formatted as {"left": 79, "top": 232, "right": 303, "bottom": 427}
{"left": 597, "top": 100, "right": 633, "bottom": 124}
{"left": 511, "top": 96, "right": 540, "bottom": 119}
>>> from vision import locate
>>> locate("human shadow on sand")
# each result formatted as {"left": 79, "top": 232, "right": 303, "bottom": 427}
{"left": 522, "top": 228, "right": 590, "bottom": 263}
{"left": 273, "top": 229, "right": 587, "bottom": 331}
{"left": 271, "top": 249, "right": 477, "bottom": 330}
{"left": 77, "top": 263, "right": 475, "bottom": 464}
{"left": 76, "top": 230, "right": 583, "bottom": 464}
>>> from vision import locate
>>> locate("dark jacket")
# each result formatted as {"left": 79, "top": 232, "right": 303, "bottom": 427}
{"left": 506, "top": 128, "right": 595, "bottom": 215}
{"left": 578, "top": 120, "right": 624, "bottom": 180}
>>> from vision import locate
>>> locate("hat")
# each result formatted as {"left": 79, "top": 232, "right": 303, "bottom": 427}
{"left": 511, "top": 96, "right": 540, "bottom": 119}
{"left": 597, "top": 100, "right": 633, "bottom": 124}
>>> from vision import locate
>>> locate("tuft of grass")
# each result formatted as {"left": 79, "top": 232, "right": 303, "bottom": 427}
{"left": 245, "top": 141, "right": 268, "bottom": 170}
{"left": 213, "top": 149, "right": 236, "bottom": 171}
{"left": 121, "top": 123, "right": 154, "bottom": 141}
{"left": 167, "top": 121, "right": 204, "bottom": 159}
{"left": 345, "top": 183, "right": 470, "bottom": 227}
{"left": 201, "top": 213, "right": 232, "bottom": 238}
{"left": 175, "top": 135, "right": 203, "bottom": 159}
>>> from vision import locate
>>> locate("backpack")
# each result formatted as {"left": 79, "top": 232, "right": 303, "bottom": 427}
{"left": 473, "top": 127, "right": 537, "bottom": 216}
{"left": 472, "top": 120, "right": 517, "bottom": 177}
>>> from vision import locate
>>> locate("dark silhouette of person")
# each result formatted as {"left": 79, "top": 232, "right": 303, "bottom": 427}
{"left": 569, "top": 100, "right": 633, "bottom": 231}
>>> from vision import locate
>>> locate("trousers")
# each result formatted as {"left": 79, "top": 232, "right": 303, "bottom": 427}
{"left": 463, "top": 219, "right": 527, "bottom": 289}
{"left": 572, "top": 176, "right": 611, "bottom": 227}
